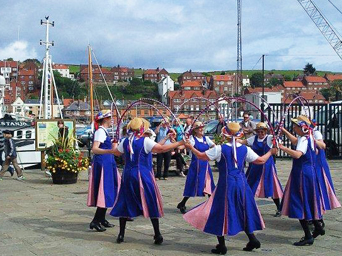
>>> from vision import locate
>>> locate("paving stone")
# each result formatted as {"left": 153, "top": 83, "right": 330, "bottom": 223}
{"left": 0, "top": 159, "right": 341, "bottom": 255}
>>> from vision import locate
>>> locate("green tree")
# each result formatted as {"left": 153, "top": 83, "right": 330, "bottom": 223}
{"left": 330, "top": 79, "right": 342, "bottom": 101}
{"left": 130, "top": 78, "right": 143, "bottom": 87}
{"left": 250, "top": 73, "right": 264, "bottom": 88}
{"left": 267, "top": 77, "right": 283, "bottom": 87}
{"left": 304, "top": 63, "right": 316, "bottom": 75}
{"left": 284, "top": 75, "right": 292, "bottom": 81}
{"left": 6, "top": 58, "right": 13, "bottom": 61}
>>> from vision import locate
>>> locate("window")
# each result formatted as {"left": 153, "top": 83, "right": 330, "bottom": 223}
{"left": 21, "top": 81, "right": 25, "bottom": 85}
{"left": 220, "top": 81, "right": 224, "bottom": 85}
{"left": 26, "top": 131, "right": 32, "bottom": 139}
{"left": 16, "top": 131, "right": 23, "bottom": 138}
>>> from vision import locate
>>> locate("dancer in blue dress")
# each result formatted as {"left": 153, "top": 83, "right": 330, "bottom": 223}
{"left": 279, "top": 117, "right": 325, "bottom": 246}
{"left": 177, "top": 121, "right": 216, "bottom": 213}
{"left": 281, "top": 115, "right": 340, "bottom": 229}
{"left": 184, "top": 123, "right": 277, "bottom": 255}
{"left": 239, "top": 122, "right": 283, "bottom": 216}
{"left": 87, "top": 110, "right": 121, "bottom": 232}
{"left": 111, "top": 117, "right": 184, "bottom": 245}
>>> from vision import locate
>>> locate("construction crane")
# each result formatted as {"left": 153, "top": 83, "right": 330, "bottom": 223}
{"left": 297, "top": 0, "right": 342, "bottom": 60}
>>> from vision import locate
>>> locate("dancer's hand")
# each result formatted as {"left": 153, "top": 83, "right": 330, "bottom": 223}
{"left": 270, "top": 148, "right": 278, "bottom": 155}
{"left": 278, "top": 143, "right": 285, "bottom": 150}
{"left": 184, "top": 139, "right": 191, "bottom": 148}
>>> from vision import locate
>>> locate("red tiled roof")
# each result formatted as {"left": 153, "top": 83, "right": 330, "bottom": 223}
{"left": 144, "top": 69, "right": 159, "bottom": 75}
{"left": 284, "top": 91, "right": 326, "bottom": 103}
{"left": 63, "top": 99, "right": 73, "bottom": 107}
{"left": 0, "top": 61, "right": 18, "bottom": 68}
{"left": 304, "top": 76, "right": 327, "bottom": 83}
{"left": 169, "top": 90, "right": 218, "bottom": 99}
{"left": 53, "top": 64, "right": 69, "bottom": 69}
{"left": 212, "top": 75, "right": 234, "bottom": 81}
{"left": 181, "top": 80, "right": 202, "bottom": 87}
{"left": 19, "top": 69, "right": 35, "bottom": 76}
{"left": 325, "top": 74, "right": 342, "bottom": 82}
{"left": 244, "top": 85, "right": 283, "bottom": 94}
{"left": 283, "top": 81, "right": 303, "bottom": 88}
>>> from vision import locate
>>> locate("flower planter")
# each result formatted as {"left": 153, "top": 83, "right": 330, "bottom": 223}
{"left": 51, "top": 169, "right": 78, "bottom": 184}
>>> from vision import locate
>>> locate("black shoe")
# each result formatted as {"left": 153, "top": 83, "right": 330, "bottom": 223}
{"left": 117, "top": 234, "right": 124, "bottom": 244}
{"left": 154, "top": 234, "right": 163, "bottom": 245}
{"left": 101, "top": 220, "right": 114, "bottom": 228}
{"left": 243, "top": 240, "right": 261, "bottom": 251}
{"left": 320, "top": 219, "right": 325, "bottom": 229}
{"left": 177, "top": 202, "right": 186, "bottom": 214}
{"left": 274, "top": 210, "right": 281, "bottom": 217}
{"left": 312, "top": 227, "right": 325, "bottom": 238}
{"left": 293, "top": 237, "right": 314, "bottom": 246}
{"left": 89, "top": 221, "right": 106, "bottom": 232}
{"left": 127, "top": 218, "right": 134, "bottom": 222}
{"left": 211, "top": 244, "right": 227, "bottom": 255}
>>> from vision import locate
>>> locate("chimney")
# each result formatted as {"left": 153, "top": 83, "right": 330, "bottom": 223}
{"left": 156, "top": 67, "right": 160, "bottom": 71}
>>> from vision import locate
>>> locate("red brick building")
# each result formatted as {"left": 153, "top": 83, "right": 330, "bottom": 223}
{"left": 143, "top": 67, "right": 168, "bottom": 82}
{"left": 80, "top": 66, "right": 114, "bottom": 83}
{"left": 111, "top": 65, "right": 134, "bottom": 82}
{"left": 178, "top": 70, "right": 206, "bottom": 85}
{"left": 303, "top": 76, "right": 328, "bottom": 90}
{"left": 181, "top": 80, "right": 203, "bottom": 91}
{"left": 168, "top": 89, "right": 218, "bottom": 120}
{"left": 0, "top": 61, "right": 19, "bottom": 85}
{"left": 210, "top": 75, "right": 235, "bottom": 95}
{"left": 324, "top": 74, "right": 342, "bottom": 83}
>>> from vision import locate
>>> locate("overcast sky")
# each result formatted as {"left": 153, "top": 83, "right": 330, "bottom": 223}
{"left": 0, "top": 0, "right": 342, "bottom": 72}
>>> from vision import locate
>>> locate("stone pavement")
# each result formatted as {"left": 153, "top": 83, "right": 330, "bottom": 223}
{"left": 0, "top": 159, "right": 341, "bottom": 256}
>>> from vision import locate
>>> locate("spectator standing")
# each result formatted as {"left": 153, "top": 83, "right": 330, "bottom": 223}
{"left": 215, "top": 115, "right": 227, "bottom": 135}
{"left": 155, "top": 119, "right": 172, "bottom": 180}
{"left": 239, "top": 112, "right": 256, "bottom": 139}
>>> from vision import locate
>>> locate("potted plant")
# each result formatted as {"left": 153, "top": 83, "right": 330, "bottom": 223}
{"left": 46, "top": 137, "right": 89, "bottom": 184}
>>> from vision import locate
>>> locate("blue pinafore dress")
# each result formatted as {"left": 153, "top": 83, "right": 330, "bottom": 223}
{"left": 87, "top": 127, "right": 121, "bottom": 208}
{"left": 110, "top": 137, "right": 164, "bottom": 218}
{"left": 246, "top": 135, "right": 283, "bottom": 199}
{"left": 184, "top": 144, "right": 265, "bottom": 236}
{"left": 281, "top": 137, "right": 325, "bottom": 220}
{"left": 183, "top": 136, "right": 215, "bottom": 197}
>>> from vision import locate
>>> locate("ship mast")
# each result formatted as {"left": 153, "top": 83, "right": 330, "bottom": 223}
{"left": 88, "top": 45, "right": 94, "bottom": 123}
{"left": 39, "top": 16, "right": 63, "bottom": 119}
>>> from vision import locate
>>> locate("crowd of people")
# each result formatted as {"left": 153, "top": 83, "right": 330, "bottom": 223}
{"left": 85, "top": 109, "right": 340, "bottom": 255}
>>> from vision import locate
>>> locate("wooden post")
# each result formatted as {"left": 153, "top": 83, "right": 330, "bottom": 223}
{"left": 41, "top": 151, "right": 46, "bottom": 171}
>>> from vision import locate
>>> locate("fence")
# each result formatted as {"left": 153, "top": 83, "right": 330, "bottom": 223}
{"left": 267, "top": 103, "right": 342, "bottom": 159}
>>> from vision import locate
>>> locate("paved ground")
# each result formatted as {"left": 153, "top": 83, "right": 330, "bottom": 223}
{"left": 0, "top": 159, "right": 341, "bottom": 256}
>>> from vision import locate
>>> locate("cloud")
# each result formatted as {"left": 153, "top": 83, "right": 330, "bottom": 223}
{"left": 0, "top": 0, "right": 341, "bottom": 72}
{"left": 0, "top": 41, "right": 38, "bottom": 61}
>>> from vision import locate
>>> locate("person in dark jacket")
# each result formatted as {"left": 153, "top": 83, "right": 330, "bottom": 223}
{"left": 0, "top": 131, "right": 14, "bottom": 176}
{"left": 0, "top": 130, "right": 24, "bottom": 180}
{"left": 215, "top": 115, "right": 227, "bottom": 135}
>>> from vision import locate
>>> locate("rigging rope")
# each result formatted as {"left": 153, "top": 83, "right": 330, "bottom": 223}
{"left": 328, "top": 0, "right": 342, "bottom": 16}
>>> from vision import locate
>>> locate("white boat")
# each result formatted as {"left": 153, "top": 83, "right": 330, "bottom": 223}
{"left": 0, "top": 114, "right": 41, "bottom": 168}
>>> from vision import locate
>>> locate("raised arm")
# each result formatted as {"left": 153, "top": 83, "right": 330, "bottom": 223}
{"left": 315, "top": 139, "right": 326, "bottom": 150}
{"left": 185, "top": 142, "right": 210, "bottom": 161}
{"left": 151, "top": 140, "right": 184, "bottom": 154}
{"left": 281, "top": 127, "right": 298, "bottom": 145}
{"left": 279, "top": 144, "right": 303, "bottom": 159}
{"left": 252, "top": 148, "right": 277, "bottom": 165}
